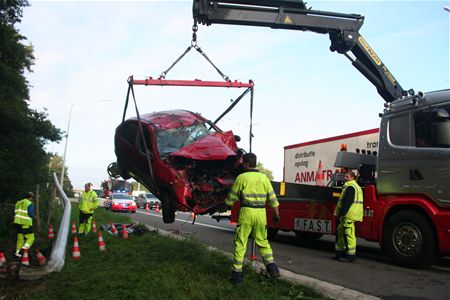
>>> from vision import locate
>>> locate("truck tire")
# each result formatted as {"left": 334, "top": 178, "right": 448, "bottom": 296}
{"left": 294, "top": 231, "right": 323, "bottom": 241}
{"left": 160, "top": 189, "right": 175, "bottom": 224}
{"left": 383, "top": 210, "right": 437, "bottom": 268}
{"left": 267, "top": 228, "right": 278, "bottom": 240}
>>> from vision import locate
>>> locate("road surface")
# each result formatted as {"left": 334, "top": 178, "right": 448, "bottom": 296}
{"left": 125, "top": 208, "right": 450, "bottom": 300}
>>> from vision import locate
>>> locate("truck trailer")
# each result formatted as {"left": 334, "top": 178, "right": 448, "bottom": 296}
{"left": 284, "top": 128, "right": 379, "bottom": 186}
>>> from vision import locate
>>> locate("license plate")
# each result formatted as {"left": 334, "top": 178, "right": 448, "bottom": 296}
{"left": 294, "top": 218, "right": 332, "bottom": 234}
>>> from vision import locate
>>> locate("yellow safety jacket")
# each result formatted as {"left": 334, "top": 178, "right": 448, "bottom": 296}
{"left": 334, "top": 180, "right": 363, "bottom": 222}
{"left": 226, "top": 170, "right": 279, "bottom": 209}
{"left": 79, "top": 190, "right": 99, "bottom": 214}
{"left": 14, "top": 199, "right": 33, "bottom": 226}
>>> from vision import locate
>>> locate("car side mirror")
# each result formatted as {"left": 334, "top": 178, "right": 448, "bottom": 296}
{"left": 234, "top": 135, "right": 241, "bottom": 142}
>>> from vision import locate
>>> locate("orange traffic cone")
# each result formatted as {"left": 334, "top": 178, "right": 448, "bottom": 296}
{"left": 21, "top": 249, "right": 30, "bottom": 266}
{"left": 111, "top": 222, "right": 118, "bottom": 236}
{"left": 122, "top": 224, "right": 128, "bottom": 239}
{"left": 145, "top": 203, "right": 149, "bottom": 212}
{"left": 71, "top": 236, "right": 81, "bottom": 260}
{"left": 0, "top": 252, "right": 6, "bottom": 267}
{"left": 48, "top": 224, "right": 55, "bottom": 239}
{"left": 98, "top": 231, "right": 107, "bottom": 252}
{"left": 35, "top": 249, "right": 47, "bottom": 266}
{"left": 92, "top": 220, "right": 97, "bottom": 233}
{"left": 71, "top": 222, "right": 77, "bottom": 235}
{"left": 315, "top": 160, "right": 325, "bottom": 186}
{"left": 155, "top": 203, "right": 160, "bottom": 213}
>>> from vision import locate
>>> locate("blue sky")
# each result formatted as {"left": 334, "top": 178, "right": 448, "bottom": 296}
{"left": 19, "top": 1, "right": 449, "bottom": 189}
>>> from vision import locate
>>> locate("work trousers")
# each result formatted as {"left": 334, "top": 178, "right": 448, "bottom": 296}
{"left": 233, "top": 208, "right": 275, "bottom": 272}
{"left": 79, "top": 211, "right": 93, "bottom": 234}
{"left": 335, "top": 218, "right": 357, "bottom": 257}
{"left": 15, "top": 224, "right": 35, "bottom": 253}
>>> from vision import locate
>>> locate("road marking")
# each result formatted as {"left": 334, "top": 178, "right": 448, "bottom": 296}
{"left": 135, "top": 210, "right": 236, "bottom": 232}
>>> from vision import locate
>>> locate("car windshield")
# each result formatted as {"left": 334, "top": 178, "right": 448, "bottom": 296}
{"left": 112, "top": 194, "right": 132, "bottom": 200}
{"left": 156, "top": 121, "right": 213, "bottom": 156}
{"left": 145, "top": 193, "right": 156, "bottom": 199}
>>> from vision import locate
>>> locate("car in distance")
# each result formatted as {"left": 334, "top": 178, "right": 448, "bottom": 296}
{"left": 109, "top": 109, "right": 243, "bottom": 223}
{"left": 93, "top": 189, "right": 105, "bottom": 198}
{"left": 136, "top": 193, "right": 161, "bottom": 209}
{"left": 110, "top": 193, "right": 137, "bottom": 213}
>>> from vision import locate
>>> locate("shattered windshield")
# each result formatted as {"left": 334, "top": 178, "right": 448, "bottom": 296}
{"left": 156, "top": 121, "right": 214, "bottom": 156}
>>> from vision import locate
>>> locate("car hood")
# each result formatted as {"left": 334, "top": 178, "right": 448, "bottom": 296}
{"left": 112, "top": 199, "right": 133, "bottom": 203}
{"left": 170, "top": 131, "right": 237, "bottom": 160}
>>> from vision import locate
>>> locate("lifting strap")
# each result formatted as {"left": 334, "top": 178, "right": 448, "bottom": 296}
{"left": 122, "top": 76, "right": 158, "bottom": 194}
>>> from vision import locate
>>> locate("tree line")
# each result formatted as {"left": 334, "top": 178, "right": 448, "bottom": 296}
{"left": 0, "top": 1, "right": 72, "bottom": 237}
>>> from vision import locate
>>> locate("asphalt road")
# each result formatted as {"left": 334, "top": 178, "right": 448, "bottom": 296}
{"left": 124, "top": 208, "right": 450, "bottom": 300}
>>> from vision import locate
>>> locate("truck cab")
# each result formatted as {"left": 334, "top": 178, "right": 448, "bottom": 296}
{"left": 377, "top": 89, "right": 450, "bottom": 205}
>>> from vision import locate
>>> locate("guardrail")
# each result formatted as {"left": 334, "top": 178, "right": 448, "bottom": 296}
{"left": 18, "top": 172, "right": 71, "bottom": 280}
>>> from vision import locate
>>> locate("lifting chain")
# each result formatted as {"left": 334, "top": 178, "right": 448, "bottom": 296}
{"left": 159, "top": 21, "right": 230, "bottom": 82}
{"left": 191, "top": 21, "right": 198, "bottom": 47}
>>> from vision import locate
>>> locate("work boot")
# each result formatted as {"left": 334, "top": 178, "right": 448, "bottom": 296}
{"left": 338, "top": 255, "right": 356, "bottom": 263}
{"left": 230, "top": 271, "right": 243, "bottom": 284}
{"left": 266, "top": 263, "right": 280, "bottom": 278}
{"left": 335, "top": 251, "right": 345, "bottom": 261}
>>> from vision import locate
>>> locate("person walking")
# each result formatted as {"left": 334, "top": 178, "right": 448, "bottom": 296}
{"left": 14, "top": 192, "right": 35, "bottom": 257}
{"left": 78, "top": 182, "right": 99, "bottom": 235}
{"left": 225, "top": 153, "right": 281, "bottom": 284}
{"left": 334, "top": 170, "right": 364, "bottom": 262}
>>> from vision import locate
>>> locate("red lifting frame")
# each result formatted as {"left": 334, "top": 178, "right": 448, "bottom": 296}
{"left": 132, "top": 77, "right": 254, "bottom": 88}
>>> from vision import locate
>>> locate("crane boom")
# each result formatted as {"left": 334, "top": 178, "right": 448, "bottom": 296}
{"left": 193, "top": 0, "right": 405, "bottom": 102}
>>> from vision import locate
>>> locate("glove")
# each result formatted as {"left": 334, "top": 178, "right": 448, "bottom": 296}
{"left": 273, "top": 214, "right": 280, "bottom": 224}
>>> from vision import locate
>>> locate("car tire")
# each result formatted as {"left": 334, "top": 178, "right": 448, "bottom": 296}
{"left": 160, "top": 189, "right": 175, "bottom": 223}
{"left": 383, "top": 210, "right": 437, "bottom": 268}
{"left": 116, "top": 160, "right": 131, "bottom": 180}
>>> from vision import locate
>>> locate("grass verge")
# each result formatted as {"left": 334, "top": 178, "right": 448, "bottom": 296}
{"left": 1, "top": 203, "right": 329, "bottom": 300}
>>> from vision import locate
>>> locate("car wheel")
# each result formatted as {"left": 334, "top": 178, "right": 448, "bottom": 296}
{"left": 107, "top": 162, "right": 122, "bottom": 178}
{"left": 383, "top": 210, "right": 436, "bottom": 268}
{"left": 160, "top": 189, "right": 175, "bottom": 223}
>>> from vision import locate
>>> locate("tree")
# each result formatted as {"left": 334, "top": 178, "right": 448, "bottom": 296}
{"left": 49, "top": 154, "right": 74, "bottom": 197}
{"left": 0, "top": 1, "right": 62, "bottom": 236}
{"left": 256, "top": 162, "right": 274, "bottom": 181}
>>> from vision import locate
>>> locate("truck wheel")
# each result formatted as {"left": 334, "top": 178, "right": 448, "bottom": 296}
{"left": 383, "top": 210, "right": 436, "bottom": 268}
{"left": 294, "top": 231, "right": 323, "bottom": 241}
{"left": 160, "top": 189, "right": 175, "bottom": 224}
{"left": 267, "top": 228, "right": 278, "bottom": 240}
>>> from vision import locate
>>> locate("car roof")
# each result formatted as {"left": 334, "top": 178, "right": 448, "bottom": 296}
{"left": 127, "top": 110, "right": 209, "bottom": 130}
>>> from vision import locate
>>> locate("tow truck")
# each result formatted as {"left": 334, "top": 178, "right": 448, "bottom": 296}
{"left": 193, "top": 0, "right": 450, "bottom": 268}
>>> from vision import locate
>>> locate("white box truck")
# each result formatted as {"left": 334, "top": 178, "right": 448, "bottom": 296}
{"left": 284, "top": 129, "right": 379, "bottom": 186}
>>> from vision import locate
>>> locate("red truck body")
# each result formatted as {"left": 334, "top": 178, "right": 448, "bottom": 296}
{"left": 231, "top": 183, "right": 450, "bottom": 261}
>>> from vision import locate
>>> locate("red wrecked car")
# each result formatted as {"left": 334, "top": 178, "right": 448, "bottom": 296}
{"left": 108, "top": 109, "right": 243, "bottom": 223}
